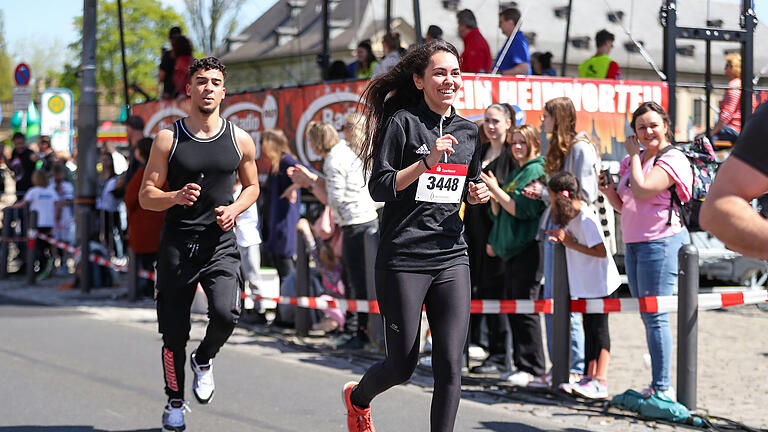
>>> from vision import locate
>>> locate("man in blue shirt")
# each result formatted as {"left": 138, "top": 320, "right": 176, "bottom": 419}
{"left": 493, "top": 7, "right": 531, "bottom": 75}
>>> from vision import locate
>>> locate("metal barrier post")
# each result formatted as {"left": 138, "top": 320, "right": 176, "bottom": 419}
{"left": 26, "top": 211, "right": 37, "bottom": 285}
{"left": 363, "top": 227, "right": 384, "bottom": 350}
{"left": 127, "top": 248, "right": 138, "bottom": 301}
{"left": 677, "top": 243, "right": 699, "bottom": 410}
{"left": 294, "top": 233, "right": 311, "bottom": 337}
{"left": 0, "top": 208, "right": 10, "bottom": 279}
{"left": 79, "top": 207, "right": 93, "bottom": 293}
{"left": 551, "top": 243, "right": 571, "bottom": 389}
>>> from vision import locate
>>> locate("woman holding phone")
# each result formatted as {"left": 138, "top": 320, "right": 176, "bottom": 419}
{"left": 599, "top": 101, "right": 691, "bottom": 400}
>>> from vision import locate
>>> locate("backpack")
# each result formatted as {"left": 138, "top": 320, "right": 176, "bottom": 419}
{"left": 653, "top": 136, "right": 718, "bottom": 231}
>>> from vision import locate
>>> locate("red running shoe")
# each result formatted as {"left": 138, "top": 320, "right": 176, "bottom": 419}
{"left": 342, "top": 381, "right": 375, "bottom": 432}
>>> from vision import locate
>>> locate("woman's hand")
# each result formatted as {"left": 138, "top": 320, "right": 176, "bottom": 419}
{"left": 624, "top": 135, "right": 642, "bottom": 157}
{"left": 598, "top": 170, "right": 614, "bottom": 194}
{"left": 522, "top": 179, "right": 544, "bottom": 200}
{"left": 425, "top": 134, "right": 457, "bottom": 168}
{"left": 546, "top": 228, "right": 575, "bottom": 247}
{"left": 287, "top": 164, "right": 317, "bottom": 188}
{"left": 468, "top": 181, "right": 490, "bottom": 204}
{"left": 480, "top": 171, "right": 499, "bottom": 192}
{"left": 486, "top": 243, "right": 496, "bottom": 257}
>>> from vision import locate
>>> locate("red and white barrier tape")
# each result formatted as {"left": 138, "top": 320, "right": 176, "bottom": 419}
{"left": 34, "top": 231, "right": 138, "bottom": 276}
{"left": 253, "top": 291, "right": 768, "bottom": 314}
{"left": 23, "top": 232, "right": 768, "bottom": 314}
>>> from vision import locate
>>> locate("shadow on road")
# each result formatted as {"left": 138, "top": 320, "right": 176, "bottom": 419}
{"left": 479, "top": 421, "right": 592, "bottom": 432}
{"left": 0, "top": 427, "right": 156, "bottom": 432}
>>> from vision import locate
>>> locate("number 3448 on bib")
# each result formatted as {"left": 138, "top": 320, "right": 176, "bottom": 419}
{"left": 415, "top": 163, "right": 469, "bottom": 204}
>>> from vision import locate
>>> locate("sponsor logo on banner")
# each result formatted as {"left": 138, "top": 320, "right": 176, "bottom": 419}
{"left": 221, "top": 94, "right": 278, "bottom": 161}
{"left": 295, "top": 92, "right": 361, "bottom": 166}
{"left": 455, "top": 77, "right": 664, "bottom": 114}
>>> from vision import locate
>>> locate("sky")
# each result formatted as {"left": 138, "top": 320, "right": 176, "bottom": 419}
{"left": 0, "top": 0, "right": 764, "bottom": 76}
{"left": 1, "top": 0, "right": 279, "bottom": 75}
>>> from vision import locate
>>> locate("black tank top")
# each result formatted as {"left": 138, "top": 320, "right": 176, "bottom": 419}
{"left": 164, "top": 118, "right": 242, "bottom": 231}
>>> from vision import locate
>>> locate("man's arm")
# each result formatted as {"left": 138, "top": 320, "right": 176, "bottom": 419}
{"left": 700, "top": 156, "right": 768, "bottom": 259}
{"left": 139, "top": 129, "right": 199, "bottom": 211}
{"left": 500, "top": 62, "right": 530, "bottom": 76}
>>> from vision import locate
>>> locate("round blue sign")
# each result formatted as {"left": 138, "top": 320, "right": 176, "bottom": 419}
{"left": 510, "top": 104, "right": 526, "bottom": 126}
{"left": 14, "top": 63, "right": 31, "bottom": 86}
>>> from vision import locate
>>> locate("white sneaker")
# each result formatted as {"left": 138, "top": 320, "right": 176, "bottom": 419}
{"left": 527, "top": 372, "right": 552, "bottom": 389}
{"left": 191, "top": 351, "right": 215, "bottom": 404}
{"left": 571, "top": 377, "right": 609, "bottom": 399}
{"left": 162, "top": 399, "right": 189, "bottom": 431}
{"left": 558, "top": 375, "right": 587, "bottom": 394}
{"left": 501, "top": 370, "right": 533, "bottom": 386}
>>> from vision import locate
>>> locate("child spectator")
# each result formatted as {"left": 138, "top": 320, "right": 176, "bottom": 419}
{"left": 51, "top": 163, "right": 75, "bottom": 274}
{"left": 546, "top": 171, "right": 621, "bottom": 399}
{"left": 296, "top": 209, "right": 345, "bottom": 333}
{"left": 12, "top": 170, "right": 59, "bottom": 278}
{"left": 97, "top": 153, "right": 125, "bottom": 258}
{"left": 233, "top": 177, "right": 263, "bottom": 315}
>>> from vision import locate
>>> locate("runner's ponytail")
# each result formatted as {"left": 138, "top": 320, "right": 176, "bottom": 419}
{"left": 358, "top": 40, "right": 460, "bottom": 174}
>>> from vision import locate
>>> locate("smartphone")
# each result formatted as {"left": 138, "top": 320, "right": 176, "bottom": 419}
{"left": 599, "top": 169, "right": 611, "bottom": 187}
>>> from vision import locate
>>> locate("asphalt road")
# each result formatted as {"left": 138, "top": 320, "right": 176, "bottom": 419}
{"left": 0, "top": 294, "right": 586, "bottom": 432}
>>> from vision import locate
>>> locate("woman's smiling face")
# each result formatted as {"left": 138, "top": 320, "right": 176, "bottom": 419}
{"left": 633, "top": 110, "right": 669, "bottom": 149}
{"left": 414, "top": 50, "right": 462, "bottom": 115}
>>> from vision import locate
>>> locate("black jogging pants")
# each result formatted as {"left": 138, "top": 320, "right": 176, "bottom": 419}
{"left": 352, "top": 264, "right": 471, "bottom": 432}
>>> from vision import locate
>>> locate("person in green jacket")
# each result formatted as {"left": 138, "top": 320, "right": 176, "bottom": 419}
{"left": 480, "top": 124, "right": 547, "bottom": 387}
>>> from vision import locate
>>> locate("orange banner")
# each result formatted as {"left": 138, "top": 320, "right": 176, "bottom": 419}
{"left": 131, "top": 75, "right": 669, "bottom": 172}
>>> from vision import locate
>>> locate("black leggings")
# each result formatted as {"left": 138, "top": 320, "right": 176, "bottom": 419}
{"left": 583, "top": 313, "right": 610, "bottom": 365}
{"left": 351, "top": 265, "right": 470, "bottom": 432}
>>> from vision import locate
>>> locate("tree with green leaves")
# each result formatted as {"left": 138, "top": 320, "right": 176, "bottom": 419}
{"left": 0, "top": 11, "right": 13, "bottom": 102}
{"left": 184, "top": 0, "right": 245, "bottom": 55}
{"left": 60, "top": 0, "right": 185, "bottom": 103}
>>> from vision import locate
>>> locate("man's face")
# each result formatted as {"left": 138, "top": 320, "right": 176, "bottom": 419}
{"left": 601, "top": 40, "right": 614, "bottom": 54}
{"left": 186, "top": 68, "right": 226, "bottom": 115}
{"left": 40, "top": 140, "right": 51, "bottom": 152}
{"left": 499, "top": 17, "right": 516, "bottom": 37}
{"left": 457, "top": 22, "right": 468, "bottom": 38}
{"left": 13, "top": 138, "right": 25, "bottom": 150}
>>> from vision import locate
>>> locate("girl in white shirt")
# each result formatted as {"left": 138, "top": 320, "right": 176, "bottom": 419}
{"left": 545, "top": 171, "right": 621, "bottom": 400}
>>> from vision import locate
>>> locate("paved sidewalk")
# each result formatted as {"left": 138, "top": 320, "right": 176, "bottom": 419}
{"left": 2, "top": 274, "right": 766, "bottom": 431}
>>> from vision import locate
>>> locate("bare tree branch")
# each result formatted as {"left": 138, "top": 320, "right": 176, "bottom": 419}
{"left": 184, "top": 0, "right": 245, "bottom": 55}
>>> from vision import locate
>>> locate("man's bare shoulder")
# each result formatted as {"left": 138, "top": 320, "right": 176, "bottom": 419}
{"left": 232, "top": 124, "right": 256, "bottom": 156}
{"left": 153, "top": 128, "right": 175, "bottom": 151}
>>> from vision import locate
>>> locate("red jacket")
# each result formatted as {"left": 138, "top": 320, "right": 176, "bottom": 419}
{"left": 125, "top": 166, "right": 166, "bottom": 254}
{"left": 460, "top": 28, "right": 492, "bottom": 73}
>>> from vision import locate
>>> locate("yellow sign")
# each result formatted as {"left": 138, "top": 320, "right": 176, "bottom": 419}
{"left": 47, "top": 95, "right": 66, "bottom": 114}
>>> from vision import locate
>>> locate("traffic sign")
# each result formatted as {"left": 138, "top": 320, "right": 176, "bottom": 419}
{"left": 14, "top": 63, "right": 31, "bottom": 86}
{"left": 40, "top": 89, "right": 74, "bottom": 153}
{"left": 13, "top": 86, "right": 32, "bottom": 112}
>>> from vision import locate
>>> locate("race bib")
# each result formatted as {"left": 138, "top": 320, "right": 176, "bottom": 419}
{"left": 415, "top": 163, "right": 468, "bottom": 204}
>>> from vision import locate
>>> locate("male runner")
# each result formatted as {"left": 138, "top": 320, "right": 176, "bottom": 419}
{"left": 139, "top": 56, "right": 259, "bottom": 431}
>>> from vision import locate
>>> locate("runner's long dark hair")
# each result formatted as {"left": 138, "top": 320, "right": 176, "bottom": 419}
{"left": 358, "top": 40, "right": 460, "bottom": 173}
